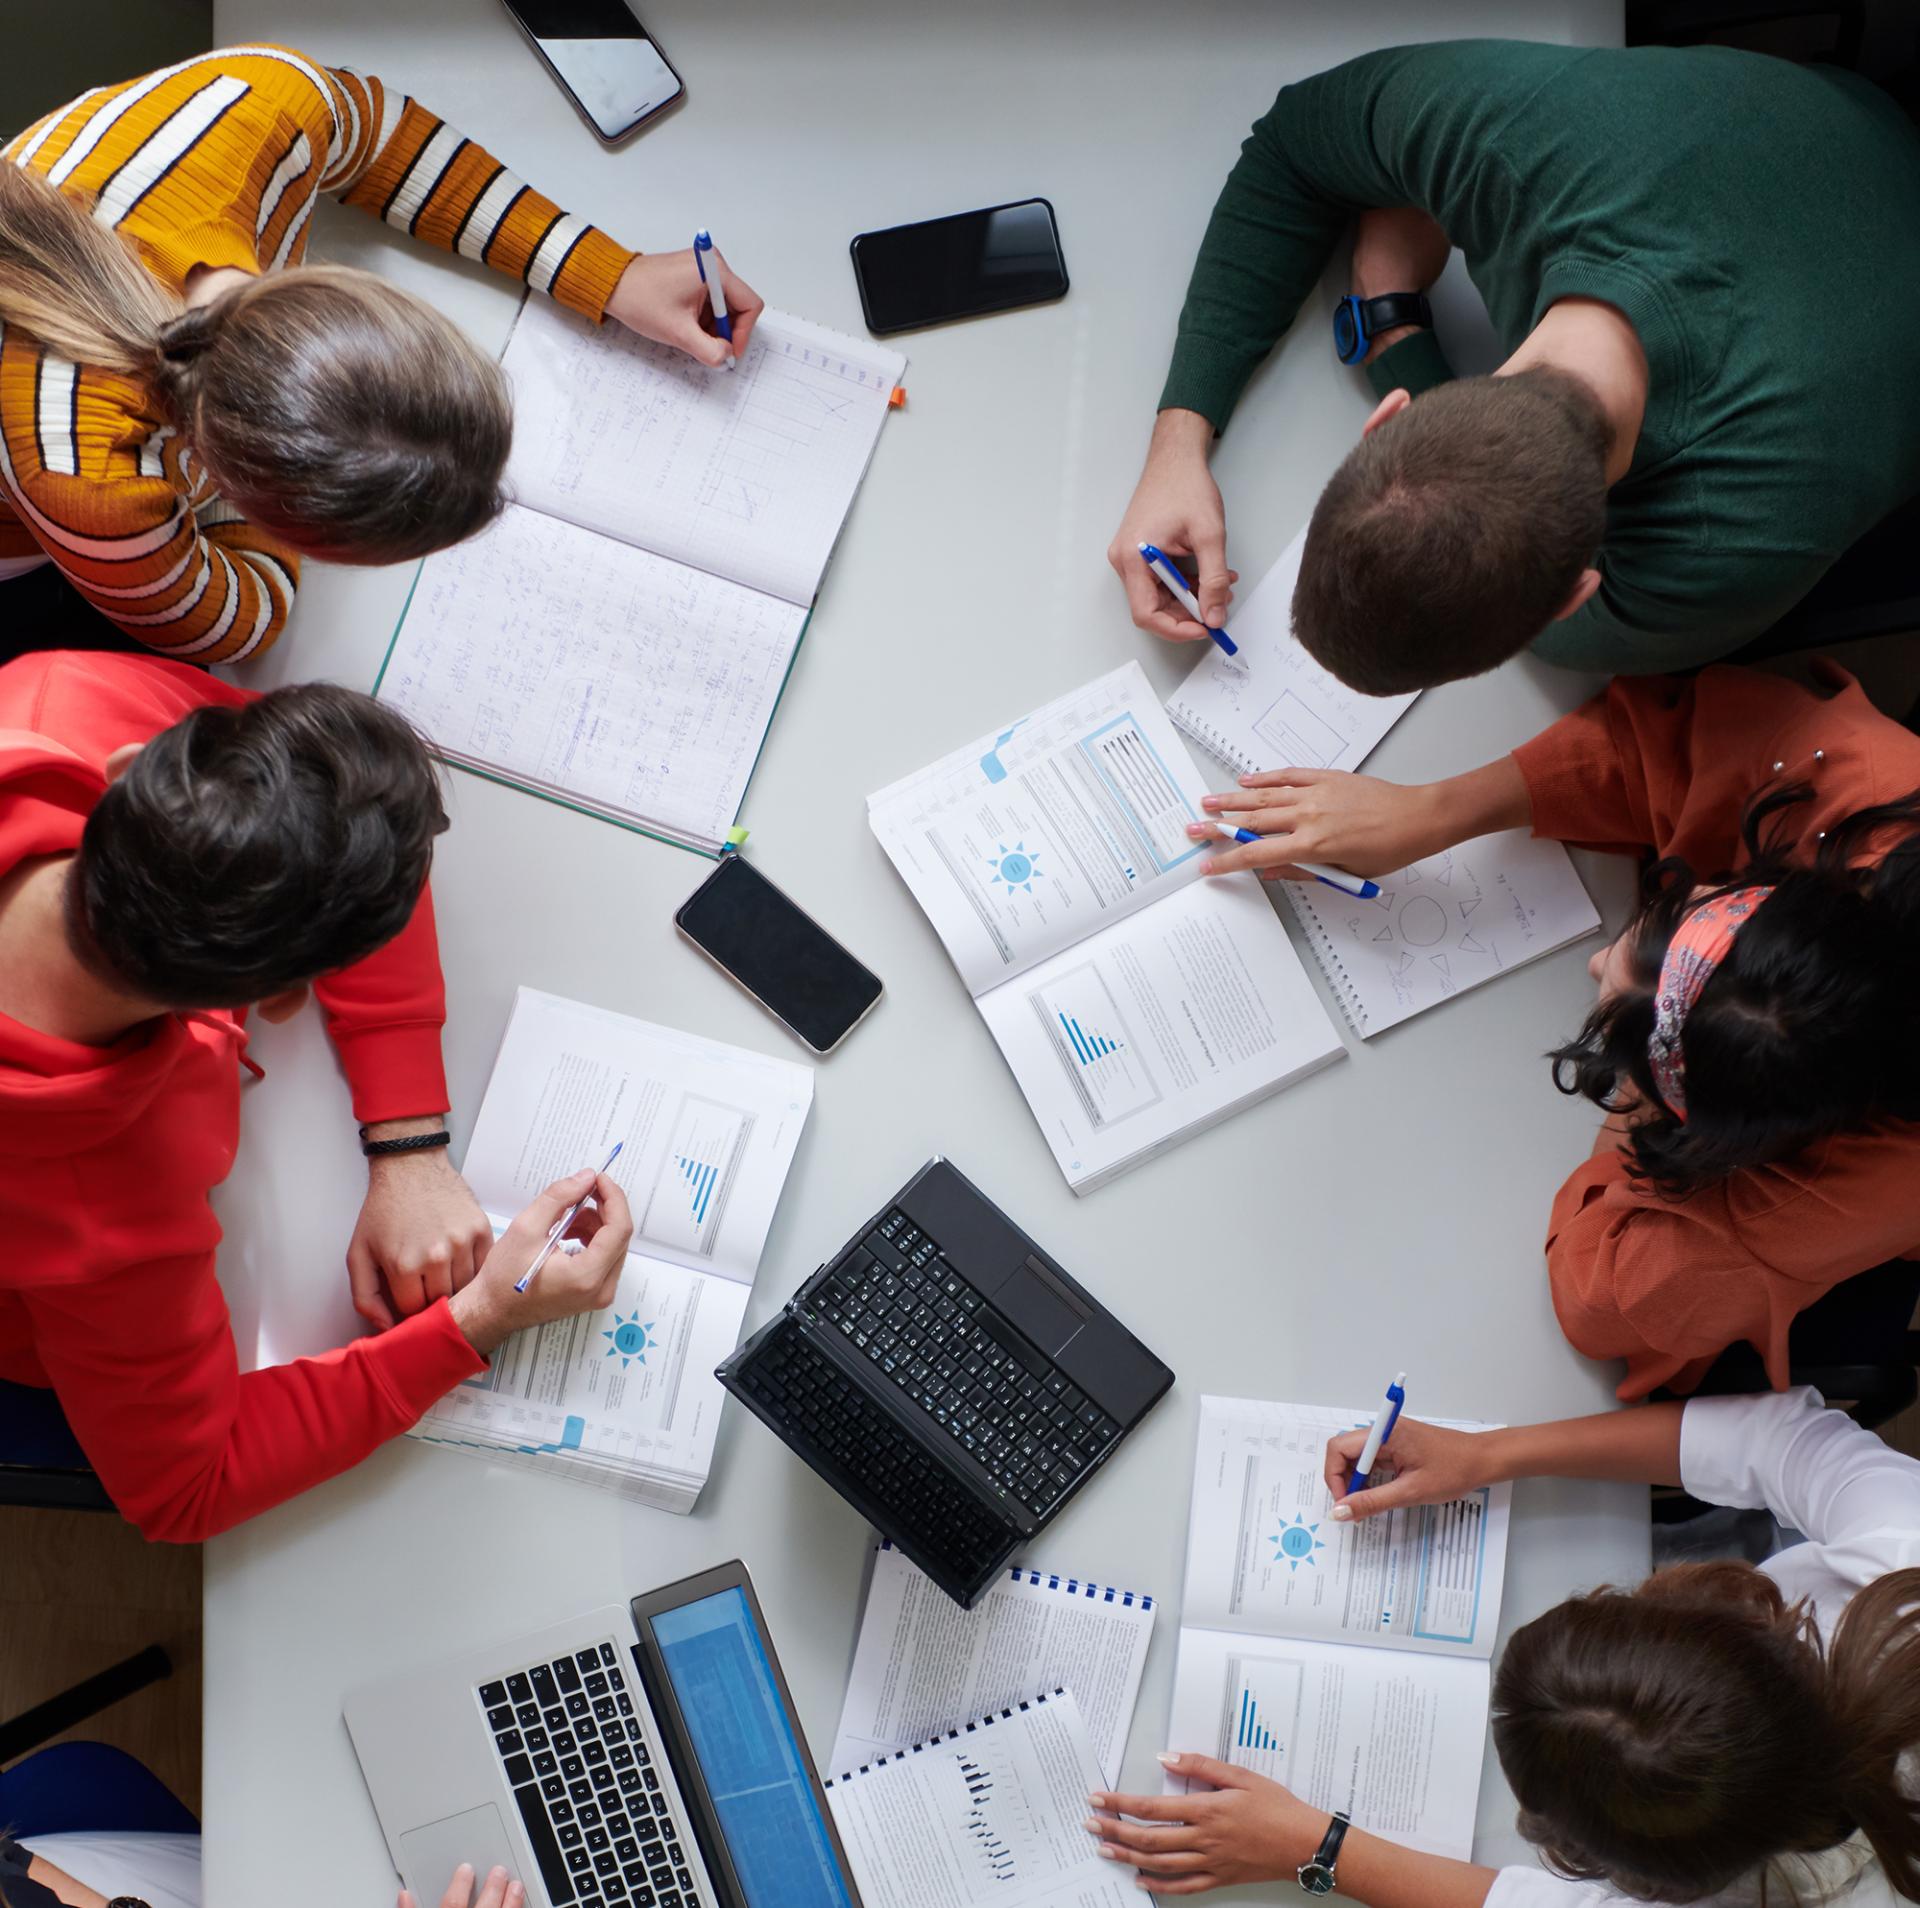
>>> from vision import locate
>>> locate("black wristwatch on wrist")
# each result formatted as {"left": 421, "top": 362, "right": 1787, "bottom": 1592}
{"left": 1297, "top": 1810, "right": 1351, "bottom": 1895}
{"left": 1333, "top": 292, "right": 1433, "bottom": 366}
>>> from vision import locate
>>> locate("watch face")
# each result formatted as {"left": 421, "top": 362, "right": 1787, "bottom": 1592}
{"left": 1299, "top": 1861, "right": 1336, "bottom": 1895}
{"left": 1332, "top": 300, "right": 1360, "bottom": 362}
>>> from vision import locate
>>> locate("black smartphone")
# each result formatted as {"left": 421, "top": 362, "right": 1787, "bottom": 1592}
{"left": 849, "top": 198, "right": 1068, "bottom": 335}
{"left": 675, "top": 857, "right": 883, "bottom": 1056}
{"left": 498, "top": 0, "right": 684, "bottom": 145}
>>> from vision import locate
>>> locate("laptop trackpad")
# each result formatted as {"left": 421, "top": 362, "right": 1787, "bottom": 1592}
{"left": 399, "top": 1804, "right": 522, "bottom": 1902}
{"left": 997, "top": 1255, "right": 1088, "bottom": 1355}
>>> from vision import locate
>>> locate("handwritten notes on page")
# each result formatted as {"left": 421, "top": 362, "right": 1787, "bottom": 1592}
{"left": 1166, "top": 527, "right": 1418, "bottom": 777}
{"left": 503, "top": 299, "right": 906, "bottom": 606}
{"left": 379, "top": 506, "right": 806, "bottom": 849}
{"left": 1280, "top": 829, "right": 1600, "bottom": 1037}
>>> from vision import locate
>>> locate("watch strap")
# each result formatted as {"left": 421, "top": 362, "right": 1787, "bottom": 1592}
{"left": 359, "top": 1127, "right": 452, "bottom": 1159}
{"left": 1360, "top": 292, "right": 1433, "bottom": 335}
{"left": 1298, "top": 1809, "right": 1352, "bottom": 1894}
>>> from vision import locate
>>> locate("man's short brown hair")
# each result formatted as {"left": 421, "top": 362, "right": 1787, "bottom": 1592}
{"left": 1291, "top": 368, "right": 1610, "bottom": 695}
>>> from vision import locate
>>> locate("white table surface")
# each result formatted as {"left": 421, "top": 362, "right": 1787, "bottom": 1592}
{"left": 202, "top": 3, "right": 1643, "bottom": 1901}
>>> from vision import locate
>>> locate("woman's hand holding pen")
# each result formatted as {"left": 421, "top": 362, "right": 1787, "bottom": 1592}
{"left": 607, "top": 248, "right": 763, "bottom": 367}
{"left": 448, "top": 1170, "right": 633, "bottom": 1357}
{"left": 1322, "top": 1416, "right": 1497, "bottom": 1523}
{"left": 1190, "top": 757, "right": 1534, "bottom": 883}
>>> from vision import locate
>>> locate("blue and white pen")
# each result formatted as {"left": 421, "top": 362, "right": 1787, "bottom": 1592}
{"left": 1350, "top": 1371, "right": 1408, "bottom": 1493}
{"left": 1138, "top": 543, "right": 1238, "bottom": 658}
{"left": 693, "top": 229, "right": 734, "bottom": 371}
{"left": 1196, "top": 820, "right": 1383, "bottom": 901}
{"left": 514, "top": 1141, "right": 624, "bottom": 1293}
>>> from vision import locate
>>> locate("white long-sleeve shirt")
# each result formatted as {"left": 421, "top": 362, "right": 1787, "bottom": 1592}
{"left": 1489, "top": 1387, "right": 1920, "bottom": 1908}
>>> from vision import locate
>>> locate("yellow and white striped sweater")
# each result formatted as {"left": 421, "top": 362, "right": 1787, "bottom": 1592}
{"left": 0, "top": 44, "right": 635, "bottom": 662}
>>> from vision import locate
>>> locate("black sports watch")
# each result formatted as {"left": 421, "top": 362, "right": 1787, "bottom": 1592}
{"left": 1333, "top": 293, "right": 1433, "bottom": 366}
{"left": 1297, "top": 1810, "right": 1351, "bottom": 1895}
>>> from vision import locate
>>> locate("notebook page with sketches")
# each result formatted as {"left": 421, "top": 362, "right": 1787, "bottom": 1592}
{"left": 502, "top": 297, "right": 906, "bottom": 605}
{"left": 824, "top": 1690, "right": 1134, "bottom": 1908}
{"left": 377, "top": 509, "right": 805, "bottom": 850}
{"left": 408, "top": 988, "right": 812, "bottom": 1510}
{"left": 1167, "top": 526, "right": 1418, "bottom": 775}
{"left": 1281, "top": 829, "right": 1600, "bottom": 1037}
{"left": 830, "top": 1541, "right": 1155, "bottom": 1786}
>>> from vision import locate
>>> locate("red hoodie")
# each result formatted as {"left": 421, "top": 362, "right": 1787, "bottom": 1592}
{"left": 0, "top": 652, "right": 483, "bottom": 1541}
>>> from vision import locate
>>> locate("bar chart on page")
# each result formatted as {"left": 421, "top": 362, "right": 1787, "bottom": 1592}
{"left": 1027, "top": 962, "right": 1163, "bottom": 1129}
{"left": 640, "top": 1094, "right": 755, "bottom": 1258}
{"left": 1220, "top": 1654, "right": 1305, "bottom": 1783}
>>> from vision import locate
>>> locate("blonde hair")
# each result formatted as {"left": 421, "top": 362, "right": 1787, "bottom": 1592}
{"left": 0, "top": 160, "right": 509, "bottom": 560}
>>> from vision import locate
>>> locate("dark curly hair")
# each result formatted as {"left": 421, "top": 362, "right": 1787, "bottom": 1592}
{"left": 66, "top": 683, "right": 448, "bottom": 1008}
{"left": 1547, "top": 781, "right": 1920, "bottom": 1194}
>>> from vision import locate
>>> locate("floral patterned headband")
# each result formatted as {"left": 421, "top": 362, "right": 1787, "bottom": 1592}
{"left": 1646, "top": 886, "right": 1775, "bottom": 1122}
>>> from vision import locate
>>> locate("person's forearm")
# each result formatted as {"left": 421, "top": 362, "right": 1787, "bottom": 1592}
{"left": 1401, "top": 757, "right": 1532, "bottom": 862}
{"left": 1336, "top": 1826, "right": 1499, "bottom": 1908}
{"left": 26, "top": 1852, "right": 109, "bottom": 1908}
{"left": 1482, "top": 1402, "right": 1685, "bottom": 1490}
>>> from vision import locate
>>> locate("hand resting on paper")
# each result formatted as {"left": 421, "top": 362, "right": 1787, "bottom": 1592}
{"left": 1087, "top": 1754, "right": 1330, "bottom": 1894}
{"left": 607, "top": 247, "right": 765, "bottom": 368}
{"left": 1189, "top": 757, "right": 1533, "bottom": 882}
{"left": 446, "top": 1169, "right": 633, "bottom": 1357}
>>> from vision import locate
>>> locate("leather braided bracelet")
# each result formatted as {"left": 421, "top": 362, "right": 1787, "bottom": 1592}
{"left": 358, "top": 1127, "right": 453, "bottom": 1159}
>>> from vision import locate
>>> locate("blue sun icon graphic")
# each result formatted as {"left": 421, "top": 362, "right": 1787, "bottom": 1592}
{"left": 1272, "top": 1514, "right": 1326, "bottom": 1572}
{"left": 601, "top": 1311, "right": 655, "bottom": 1370}
{"left": 987, "top": 842, "right": 1043, "bottom": 894}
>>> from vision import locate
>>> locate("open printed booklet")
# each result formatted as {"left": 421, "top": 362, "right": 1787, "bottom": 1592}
{"left": 1166, "top": 1395, "right": 1512, "bottom": 1861}
{"left": 867, "top": 663, "right": 1343, "bottom": 1192}
{"left": 825, "top": 1688, "right": 1136, "bottom": 1908}
{"left": 408, "top": 988, "right": 812, "bottom": 1512}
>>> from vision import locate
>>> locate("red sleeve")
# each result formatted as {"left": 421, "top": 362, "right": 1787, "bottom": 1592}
{"left": 1511, "top": 667, "right": 1830, "bottom": 861}
{"left": 23, "top": 1245, "right": 482, "bottom": 1543}
{"left": 312, "top": 881, "right": 449, "bottom": 1123}
{"left": 1546, "top": 1126, "right": 1920, "bottom": 1401}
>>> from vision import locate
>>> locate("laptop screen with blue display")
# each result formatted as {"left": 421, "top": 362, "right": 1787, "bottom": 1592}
{"left": 651, "top": 1587, "right": 857, "bottom": 1908}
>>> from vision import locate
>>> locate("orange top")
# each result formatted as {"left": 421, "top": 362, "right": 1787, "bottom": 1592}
{"left": 1512, "top": 662, "right": 1920, "bottom": 1399}
{"left": 0, "top": 46, "right": 637, "bottom": 662}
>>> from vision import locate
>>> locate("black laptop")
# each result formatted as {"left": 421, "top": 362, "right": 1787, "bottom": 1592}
{"left": 716, "top": 1159, "right": 1173, "bottom": 1606}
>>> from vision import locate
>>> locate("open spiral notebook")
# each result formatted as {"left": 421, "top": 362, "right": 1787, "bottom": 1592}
{"left": 1281, "top": 828, "right": 1600, "bottom": 1036}
{"left": 1165, "top": 524, "right": 1418, "bottom": 778}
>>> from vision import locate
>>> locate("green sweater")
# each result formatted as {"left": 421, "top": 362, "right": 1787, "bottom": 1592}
{"left": 1160, "top": 41, "right": 1920, "bottom": 672}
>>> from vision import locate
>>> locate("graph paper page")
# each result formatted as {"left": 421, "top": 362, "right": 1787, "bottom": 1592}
{"left": 503, "top": 298, "right": 905, "bottom": 605}
{"left": 1181, "top": 1395, "right": 1510, "bottom": 1660}
{"left": 459, "top": 986, "right": 814, "bottom": 1287}
{"left": 379, "top": 505, "right": 807, "bottom": 847}
{"left": 825, "top": 1692, "right": 1131, "bottom": 1908}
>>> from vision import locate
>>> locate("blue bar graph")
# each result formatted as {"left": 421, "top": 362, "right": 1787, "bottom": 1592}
{"left": 1236, "top": 1686, "right": 1279, "bottom": 1752}
{"left": 676, "top": 1154, "right": 719, "bottom": 1224}
{"left": 1058, "top": 1011, "right": 1123, "bottom": 1067}
{"left": 430, "top": 1413, "right": 586, "bottom": 1461}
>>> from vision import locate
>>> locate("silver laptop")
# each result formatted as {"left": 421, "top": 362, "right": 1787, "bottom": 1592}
{"left": 345, "top": 1559, "right": 864, "bottom": 1908}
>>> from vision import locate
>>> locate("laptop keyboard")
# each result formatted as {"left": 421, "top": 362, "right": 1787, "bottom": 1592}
{"left": 740, "top": 1323, "right": 1014, "bottom": 1584}
{"left": 477, "top": 1642, "right": 701, "bottom": 1908}
{"left": 808, "top": 1208, "right": 1120, "bottom": 1518}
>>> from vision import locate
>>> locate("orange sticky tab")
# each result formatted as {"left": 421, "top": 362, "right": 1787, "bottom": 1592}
{"left": 889, "top": 385, "right": 907, "bottom": 409}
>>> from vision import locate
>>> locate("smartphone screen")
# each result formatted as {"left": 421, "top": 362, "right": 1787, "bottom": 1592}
{"left": 676, "top": 858, "right": 882, "bottom": 1054}
{"left": 850, "top": 198, "right": 1067, "bottom": 334}
{"left": 501, "top": 0, "right": 683, "bottom": 143}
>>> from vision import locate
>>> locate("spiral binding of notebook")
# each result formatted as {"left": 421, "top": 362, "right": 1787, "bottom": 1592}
{"left": 1277, "top": 883, "right": 1373, "bottom": 1038}
{"left": 877, "top": 1538, "right": 1155, "bottom": 1610}
{"left": 1167, "top": 699, "right": 1263, "bottom": 777}
{"left": 825, "top": 1689, "right": 1069, "bottom": 1786}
